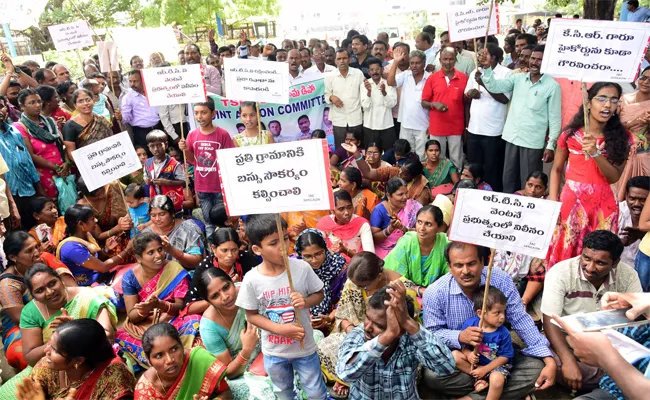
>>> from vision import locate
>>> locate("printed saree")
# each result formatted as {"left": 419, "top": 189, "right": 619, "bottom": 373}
{"left": 374, "top": 200, "right": 422, "bottom": 259}
{"left": 76, "top": 113, "right": 113, "bottom": 148}
{"left": 134, "top": 347, "right": 229, "bottom": 399}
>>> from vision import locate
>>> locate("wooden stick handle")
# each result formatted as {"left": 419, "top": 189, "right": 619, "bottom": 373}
{"left": 484, "top": 0, "right": 496, "bottom": 45}
{"left": 471, "top": 248, "right": 496, "bottom": 369}
{"left": 256, "top": 102, "right": 263, "bottom": 142}
{"left": 582, "top": 82, "right": 591, "bottom": 160}
{"left": 275, "top": 214, "right": 304, "bottom": 349}
{"left": 179, "top": 105, "right": 190, "bottom": 190}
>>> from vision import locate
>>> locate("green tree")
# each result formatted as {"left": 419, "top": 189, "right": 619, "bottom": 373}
{"left": 545, "top": 0, "right": 618, "bottom": 20}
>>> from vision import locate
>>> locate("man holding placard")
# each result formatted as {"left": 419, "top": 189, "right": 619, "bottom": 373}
{"left": 476, "top": 45, "right": 561, "bottom": 193}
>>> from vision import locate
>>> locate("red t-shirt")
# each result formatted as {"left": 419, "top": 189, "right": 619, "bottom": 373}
{"left": 186, "top": 126, "right": 235, "bottom": 193}
{"left": 421, "top": 69, "right": 468, "bottom": 136}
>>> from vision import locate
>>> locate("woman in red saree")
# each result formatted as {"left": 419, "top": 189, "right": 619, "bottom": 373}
{"left": 135, "top": 322, "right": 231, "bottom": 400}
{"left": 15, "top": 319, "right": 135, "bottom": 400}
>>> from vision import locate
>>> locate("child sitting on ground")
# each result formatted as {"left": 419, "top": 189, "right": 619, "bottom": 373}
{"left": 124, "top": 183, "right": 151, "bottom": 237}
{"left": 453, "top": 286, "right": 514, "bottom": 400}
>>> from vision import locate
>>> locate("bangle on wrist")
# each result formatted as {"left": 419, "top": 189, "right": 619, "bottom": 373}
{"left": 355, "top": 154, "right": 363, "bottom": 162}
{"left": 136, "top": 309, "right": 148, "bottom": 317}
{"left": 238, "top": 352, "right": 250, "bottom": 362}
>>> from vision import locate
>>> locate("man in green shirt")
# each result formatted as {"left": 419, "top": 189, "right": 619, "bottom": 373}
{"left": 476, "top": 45, "right": 561, "bottom": 193}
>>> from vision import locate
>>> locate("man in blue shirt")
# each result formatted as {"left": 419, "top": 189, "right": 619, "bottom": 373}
{"left": 422, "top": 242, "right": 558, "bottom": 399}
{"left": 626, "top": 0, "right": 650, "bottom": 22}
{"left": 0, "top": 95, "right": 45, "bottom": 225}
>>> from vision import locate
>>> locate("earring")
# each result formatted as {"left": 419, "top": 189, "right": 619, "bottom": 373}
{"left": 75, "top": 363, "right": 79, "bottom": 369}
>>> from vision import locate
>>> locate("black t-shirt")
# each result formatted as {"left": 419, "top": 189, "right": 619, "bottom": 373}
{"left": 62, "top": 120, "right": 85, "bottom": 143}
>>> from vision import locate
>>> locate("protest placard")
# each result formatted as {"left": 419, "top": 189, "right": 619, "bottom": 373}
{"left": 72, "top": 131, "right": 142, "bottom": 192}
{"left": 223, "top": 58, "right": 290, "bottom": 104}
{"left": 208, "top": 78, "right": 333, "bottom": 147}
{"left": 216, "top": 140, "right": 334, "bottom": 216}
{"left": 447, "top": 3, "right": 499, "bottom": 43}
{"left": 449, "top": 189, "right": 561, "bottom": 258}
{"left": 97, "top": 41, "right": 119, "bottom": 73}
{"left": 541, "top": 18, "right": 650, "bottom": 82}
{"left": 48, "top": 21, "right": 94, "bottom": 52}
{"left": 141, "top": 64, "right": 207, "bottom": 107}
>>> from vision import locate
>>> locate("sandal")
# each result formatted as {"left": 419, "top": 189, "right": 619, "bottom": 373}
{"left": 329, "top": 382, "right": 349, "bottom": 399}
{"left": 473, "top": 379, "right": 489, "bottom": 393}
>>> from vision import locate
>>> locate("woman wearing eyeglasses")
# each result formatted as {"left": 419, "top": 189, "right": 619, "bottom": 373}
{"left": 615, "top": 66, "right": 650, "bottom": 201}
{"left": 547, "top": 82, "right": 631, "bottom": 268}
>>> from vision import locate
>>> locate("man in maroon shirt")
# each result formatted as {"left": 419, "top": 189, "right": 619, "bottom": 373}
{"left": 421, "top": 47, "right": 468, "bottom": 169}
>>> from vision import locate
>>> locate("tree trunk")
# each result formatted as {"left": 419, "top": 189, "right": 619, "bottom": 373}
{"left": 584, "top": 0, "right": 617, "bottom": 20}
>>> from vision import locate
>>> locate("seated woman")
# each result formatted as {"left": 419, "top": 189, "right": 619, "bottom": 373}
{"left": 338, "top": 166, "right": 378, "bottom": 220}
{"left": 115, "top": 232, "right": 201, "bottom": 370}
{"left": 293, "top": 229, "right": 347, "bottom": 331}
{"left": 0, "top": 232, "right": 75, "bottom": 371}
{"left": 281, "top": 209, "right": 330, "bottom": 253}
{"left": 369, "top": 178, "right": 423, "bottom": 259}
{"left": 423, "top": 139, "right": 460, "bottom": 197}
{"left": 317, "top": 190, "right": 375, "bottom": 261}
{"left": 26, "top": 196, "right": 61, "bottom": 253}
{"left": 16, "top": 319, "right": 134, "bottom": 400}
{"left": 330, "top": 131, "right": 363, "bottom": 171}
{"left": 355, "top": 144, "right": 431, "bottom": 206}
{"left": 196, "top": 268, "right": 276, "bottom": 399}
{"left": 185, "top": 227, "right": 259, "bottom": 315}
{"left": 143, "top": 195, "right": 205, "bottom": 270}
{"left": 494, "top": 171, "right": 549, "bottom": 321}
{"left": 136, "top": 322, "right": 232, "bottom": 399}
{"left": 318, "top": 252, "right": 417, "bottom": 397}
{"left": 364, "top": 142, "right": 391, "bottom": 198}
{"left": 460, "top": 163, "right": 493, "bottom": 191}
{"left": 384, "top": 205, "right": 449, "bottom": 297}
{"left": 57, "top": 204, "right": 131, "bottom": 288}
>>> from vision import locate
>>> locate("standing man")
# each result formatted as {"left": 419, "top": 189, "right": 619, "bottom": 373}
{"left": 121, "top": 70, "right": 163, "bottom": 149}
{"left": 387, "top": 47, "right": 430, "bottom": 160}
{"left": 465, "top": 44, "right": 512, "bottom": 192}
{"left": 385, "top": 42, "right": 410, "bottom": 134}
{"left": 52, "top": 64, "right": 71, "bottom": 83}
{"left": 509, "top": 34, "right": 537, "bottom": 69}
{"left": 625, "top": 0, "right": 650, "bottom": 22}
{"left": 350, "top": 35, "right": 371, "bottom": 78}
{"left": 299, "top": 47, "right": 313, "bottom": 71}
{"left": 361, "top": 57, "right": 397, "bottom": 151}
{"left": 34, "top": 68, "right": 57, "bottom": 87}
{"left": 376, "top": 32, "right": 392, "bottom": 61}
{"left": 184, "top": 44, "right": 222, "bottom": 95}
{"left": 306, "top": 43, "right": 336, "bottom": 76}
{"left": 288, "top": 49, "right": 310, "bottom": 84}
{"left": 421, "top": 47, "right": 468, "bottom": 170}
{"left": 415, "top": 32, "right": 436, "bottom": 72}
{"left": 324, "top": 47, "right": 336, "bottom": 67}
{"left": 477, "top": 45, "right": 561, "bottom": 193}
{"left": 324, "top": 49, "right": 364, "bottom": 148}
{"left": 422, "top": 25, "right": 440, "bottom": 58}
{"left": 542, "top": 230, "right": 642, "bottom": 391}
{"left": 371, "top": 41, "right": 389, "bottom": 67}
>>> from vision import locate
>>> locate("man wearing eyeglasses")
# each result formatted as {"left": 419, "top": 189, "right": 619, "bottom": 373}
{"left": 475, "top": 45, "right": 561, "bottom": 194}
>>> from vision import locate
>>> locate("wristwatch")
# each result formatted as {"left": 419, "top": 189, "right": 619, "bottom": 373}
{"left": 590, "top": 148, "right": 602, "bottom": 158}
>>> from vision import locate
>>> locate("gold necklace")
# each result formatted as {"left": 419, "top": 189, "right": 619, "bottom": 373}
{"left": 215, "top": 307, "right": 235, "bottom": 331}
{"left": 155, "top": 369, "right": 169, "bottom": 395}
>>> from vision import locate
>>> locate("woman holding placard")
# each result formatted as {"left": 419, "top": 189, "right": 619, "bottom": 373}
{"left": 233, "top": 102, "right": 274, "bottom": 146}
{"left": 616, "top": 66, "right": 650, "bottom": 201}
{"left": 547, "top": 82, "right": 630, "bottom": 268}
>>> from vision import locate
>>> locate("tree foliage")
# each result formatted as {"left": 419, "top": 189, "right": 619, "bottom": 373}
{"left": 545, "top": 0, "right": 618, "bottom": 20}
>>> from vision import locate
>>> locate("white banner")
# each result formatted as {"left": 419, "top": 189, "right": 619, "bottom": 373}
{"left": 97, "top": 41, "right": 120, "bottom": 73}
{"left": 447, "top": 3, "right": 499, "bottom": 43}
{"left": 449, "top": 189, "right": 561, "bottom": 258}
{"left": 541, "top": 19, "right": 650, "bottom": 82}
{"left": 48, "top": 21, "right": 94, "bottom": 52}
{"left": 217, "top": 140, "right": 334, "bottom": 215}
{"left": 141, "top": 64, "right": 207, "bottom": 107}
{"left": 223, "top": 58, "right": 290, "bottom": 104}
{"left": 72, "top": 131, "right": 141, "bottom": 192}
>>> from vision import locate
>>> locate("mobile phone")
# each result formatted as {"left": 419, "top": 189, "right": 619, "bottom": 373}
{"left": 558, "top": 308, "right": 649, "bottom": 332}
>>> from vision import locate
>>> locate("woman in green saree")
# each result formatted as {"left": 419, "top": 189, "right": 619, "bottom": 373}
{"left": 135, "top": 322, "right": 231, "bottom": 400}
{"left": 384, "top": 205, "right": 449, "bottom": 297}
{"left": 0, "top": 264, "right": 117, "bottom": 399}
{"left": 197, "top": 268, "right": 276, "bottom": 400}
{"left": 423, "top": 139, "right": 459, "bottom": 197}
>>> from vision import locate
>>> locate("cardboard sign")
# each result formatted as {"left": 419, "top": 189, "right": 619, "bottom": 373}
{"left": 97, "top": 41, "right": 119, "bottom": 73}
{"left": 141, "top": 64, "right": 207, "bottom": 107}
{"left": 541, "top": 18, "right": 650, "bottom": 82}
{"left": 72, "top": 131, "right": 142, "bottom": 192}
{"left": 223, "top": 58, "right": 290, "bottom": 104}
{"left": 447, "top": 3, "right": 499, "bottom": 43}
{"left": 48, "top": 21, "right": 94, "bottom": 51}
{"left": 449, "top": 189, "right": 561, "bottom": 258}
{"left": 216, "top": 140, "right": 334, "bottom": 215}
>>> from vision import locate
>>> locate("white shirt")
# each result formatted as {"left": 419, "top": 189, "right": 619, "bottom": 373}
{"left": 306, "top": 63, "right": 336, "bottom": 78}
{"left": 360, "top": 78, "right": 397, "bottom": 130}
{"left": 395, "top": 70, "right": 431, "bottom": 131}
{"left": 465, "top": 64, "right": 512, "bottom": 137}
{"left": 158, "top": 104, "right": 187, "bottom": 140}
{"left": 324, "top": 67, "right": 365, "bottom": 127}
{"left": 424, "top": 45, "right": 439, "bottom": 67}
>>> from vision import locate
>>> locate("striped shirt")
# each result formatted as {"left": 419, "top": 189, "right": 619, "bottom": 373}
{"left": 600, "top": 324, "right": 650, "bottom": 399}
{"left": 0, "top": 122, "right": 40, "bottom": 196}
{"left": 423, "top": 267, "right": 553, "bottom": 358}
{"left": 337, "top": 325, "right": 455, "bottom": 400}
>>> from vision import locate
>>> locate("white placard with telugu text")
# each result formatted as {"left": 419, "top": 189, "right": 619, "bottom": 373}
{"left": 449, "top": 189, "right": 561, "bottom": 258}
{"left": 141, "top": 64, "right": 207, "bottom": 107}
{"left": 97, "top": 41, "right": 119, "bottom": 73}
{"left": 223, "top": 58, "right": 290, "bottom": 104}
{"left": 541, "top": 18, "right": 650, "bottom": 82}
{"left": 72, "top": 131, "right": 141, "bottom": 192}
{"left": 447, "top": 3, "right": 499, "bottom": 43}
{"left": 217, "top": 140, "right": 334, "bottom": 215}
{"left": 48, "top": 21, "right": 94, "bottom": 52}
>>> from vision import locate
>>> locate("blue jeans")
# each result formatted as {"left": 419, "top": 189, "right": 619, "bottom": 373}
{"left": 196, "top": 191, "right": 223, "bottom": 238}
{"left": 264, "top": 352, "right": 328, "bottom": 400}
{"left": 635, "top": 250, "right": 650, "bottom": 292}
